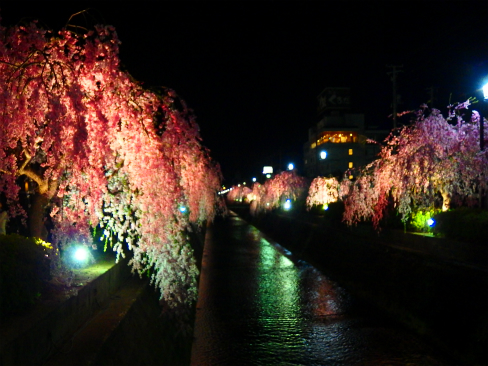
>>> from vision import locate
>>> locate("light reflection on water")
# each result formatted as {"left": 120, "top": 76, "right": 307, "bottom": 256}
{"left": 191, "top": 215, "right": 450, "bottom": 366}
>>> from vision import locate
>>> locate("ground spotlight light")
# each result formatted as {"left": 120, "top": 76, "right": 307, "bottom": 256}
{"left": 73, "top": 246, "right": 89, "bottom": 262}
{"left": 427, "top": 218, "right": 435, "bottom": 227}
{"left": 284, "top": 199, "right": 292, "bottom": 210}
{"left": 179, "top": 205, "right": 187, "bottom": 213}
{"left": 323, "top": 203, "right": 329, "bottom": 210}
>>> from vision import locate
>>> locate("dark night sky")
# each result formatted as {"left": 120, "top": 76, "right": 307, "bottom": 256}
{"left": 1, "top": 2, "right": 487, "bottom": 185}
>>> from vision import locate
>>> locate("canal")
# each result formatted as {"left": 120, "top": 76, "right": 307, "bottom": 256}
{"left": 191, "top": 212, "right": 452, "bottom": 365}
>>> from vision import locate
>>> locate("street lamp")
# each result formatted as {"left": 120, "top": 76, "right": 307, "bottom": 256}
{"left": 287, "top": 163, "right": 294, "bottom": 171}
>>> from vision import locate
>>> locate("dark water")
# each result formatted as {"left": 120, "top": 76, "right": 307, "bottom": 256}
{"left": 191, "top": 213, "right": 452, "bottom": 365}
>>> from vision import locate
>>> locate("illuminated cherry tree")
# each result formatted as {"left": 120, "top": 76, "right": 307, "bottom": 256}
{"left": 249, "top": 182, "right": 266, "bottom": 216}
{"left": 249, "top": 171, "right": 308, "bottom": 215}
{"left": 0, "top": 18, "right": 223, "bottom": 308}
{"left": 341, "top": 103, "right": 488, "bottom": 229}
{"left": 306, "top": 177, "right": 339, "bottom": 209}
{"left": 226, "top": 185, "right": 252, "bottom": 202}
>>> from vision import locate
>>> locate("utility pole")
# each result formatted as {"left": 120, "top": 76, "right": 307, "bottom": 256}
{"left": 425, "top": 86, "right": 438, "bottom": 109}
{"left": 387, "top": 65, "right": 403, "bottom": 128}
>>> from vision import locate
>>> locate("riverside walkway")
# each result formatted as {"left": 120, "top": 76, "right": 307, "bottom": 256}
{"left": 190, "top": 212, "right": 452, "bottom": 365}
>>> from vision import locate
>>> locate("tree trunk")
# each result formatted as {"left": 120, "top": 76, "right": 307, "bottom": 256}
{"left": 441, "top": 190, "right": 450, "bottom": 212}
{"left": 28, "top": 192, "right": 49, "bottom": 240}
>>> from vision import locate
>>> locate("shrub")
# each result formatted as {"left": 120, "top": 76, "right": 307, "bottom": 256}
{"left": 408, "top": 209, "right": 440, "bottom": 233}
{"left": 432, "top": 208, "right": 488, "bottom": 245}
{"left": 0, "top": 234, "right": 52, "bottom": 317}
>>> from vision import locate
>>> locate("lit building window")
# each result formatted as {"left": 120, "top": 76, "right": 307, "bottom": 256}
{"left": 348, "top": 162, "right": 353, "bottom": 168}
{"left": 349, "top": 149, "right": 353, "bottom": 155}
{"left": 316, "top": 131, "right": 358, "bottom": 146}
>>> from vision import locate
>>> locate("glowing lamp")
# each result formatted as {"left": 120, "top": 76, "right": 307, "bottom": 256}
{"left": 483, "top": 82, "right": 488, "bottom": 100}
{"left": 266, "top": 173, "right": 271, "bottom": 178}
{"left": 252, "top": 177, "right": 257, "bottom": 182}
{"left": 179, "top": 206, "right": 187, "bottom": 213}
{"left": 320, "top": 151, "right": 327, "bottom": 159}
{"left": 284, "top": 199, "right": 292, "bottom": 210}
{"left": 288, "top": 163, "right": 294, "bottom": 170}
{"left": 74, "top": 247, "right": 88, "bottom": 262}
{"left": 427, "top": 218, "right": 435, "bottom": 227}
{"left": 323, "top": 203, "right": 329, "bottom": 210}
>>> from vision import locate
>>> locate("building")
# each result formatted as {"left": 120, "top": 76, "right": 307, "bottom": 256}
{"left": 303, "top": 88, "right": 389, "bottom": 179}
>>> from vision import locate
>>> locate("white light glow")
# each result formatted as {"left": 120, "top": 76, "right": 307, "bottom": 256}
{"left": 287, "top": 163, "right": 294, "bottom": 170}
{"left": 320, "top": 151, "right": 327, "bottom": 159}
{"left": 284, "top": 199, "right": 292, "bottom": 210}
{"left": 483, "top": 82, "right": 488, "bottom": 100}
{"left": 74, "top": 247, "right": 88, "bottom": 262}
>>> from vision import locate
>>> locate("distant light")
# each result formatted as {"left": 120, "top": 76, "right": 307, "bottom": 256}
{"left": 284, "top": 199, "right": 292, "bottom": 210}
{"left": 179, "top": 206, "right": 187, "bottom": 213}
{"left": 266, "top": 173, "right": 271, "bottom": 178}
{"left": 74, "top": 247, "right": 88, "bottom": 262}
{"left": 238, "top": 184, "right": 241, "bottom": 187}
{"left": 287, "top": 163, "right": 294, "bottom": 170}
{"left": 483, "top": 82, "right": 488, "bottom": 100}
{"left": 252, "top": 177, "right": 257, "bottom": 182}
{"left": 323, "top": 203, "right": 329, "bottom": 210}
{"left": 427, "top": 218, "right": 435, "bottom": 227}
{"left": 243, "top": 182, "right": 246, "bottom": 185}
{"left": 263, "top": 166, "right": 273, "bottom": 174}
{"left": 349, "top": 175, "right": 353, "bottom": 180}
{"left": 320, "top": 151, "right": 327, "bottom": 159}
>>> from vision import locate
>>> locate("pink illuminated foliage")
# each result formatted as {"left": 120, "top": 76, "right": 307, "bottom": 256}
{"left": 226, "top": 185, "right": 252, "bottom": 202}
{"left": 0, "top": 16, "right": 223, "bottom": 308}
{"left": 249, "top": 171, "right": 308, "bottom": 215}
{"left": 306, "top": 177, "right": 339, "bottom": 209}
{"left": 341, "top": 103, "right": 488, "bottom": 229}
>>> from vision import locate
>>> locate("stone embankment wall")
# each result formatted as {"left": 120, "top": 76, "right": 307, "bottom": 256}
{"left": 230, "top": 205, "right": 488, "bottom": 365}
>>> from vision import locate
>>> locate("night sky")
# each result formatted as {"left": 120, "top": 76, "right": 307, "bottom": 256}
{"left": 1, "top": 2, "right": 487, "bottom": 185}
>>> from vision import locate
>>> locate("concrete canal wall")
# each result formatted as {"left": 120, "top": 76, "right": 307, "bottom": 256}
{"left": 0, "top": 227, "right": 206, "bottom": 366}
{"left": 230, "top": 205, "right": 488, "bottom": 365}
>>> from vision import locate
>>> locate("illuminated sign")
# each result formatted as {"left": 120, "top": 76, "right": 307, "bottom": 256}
{"left": 262, "top": 166, "right": 273, "bottom": 174}
{"left": 317, "top": 87, "right": 351, "bottom": 112}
